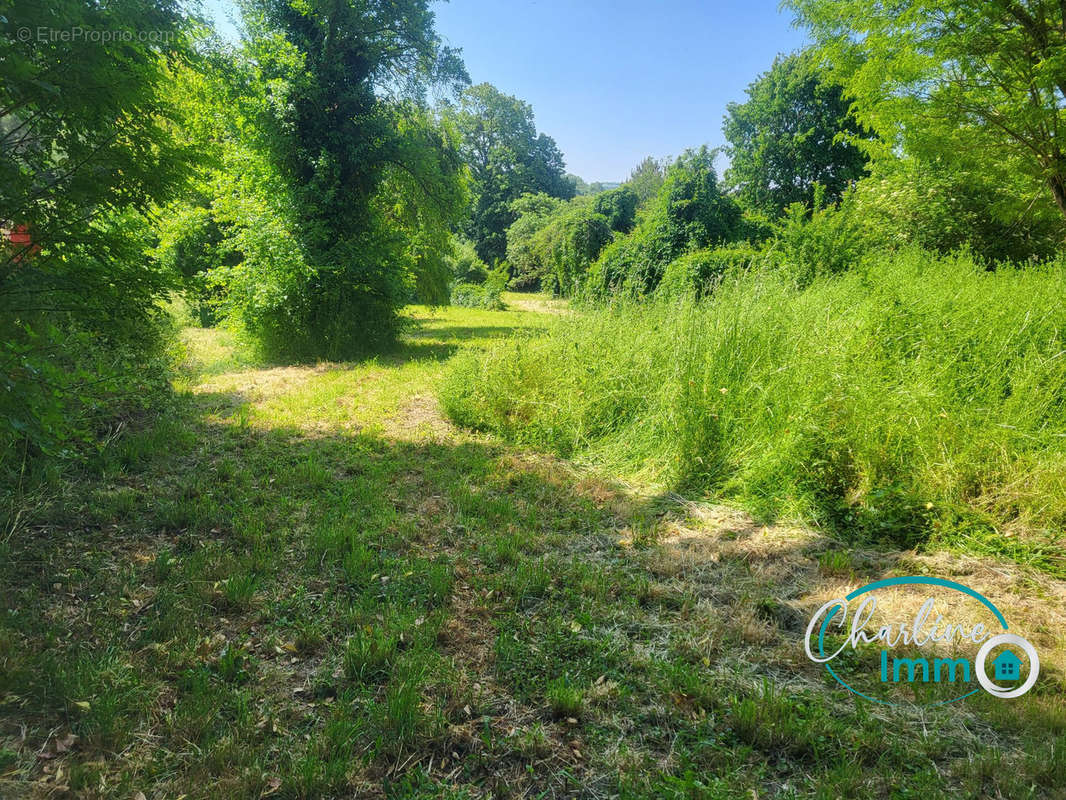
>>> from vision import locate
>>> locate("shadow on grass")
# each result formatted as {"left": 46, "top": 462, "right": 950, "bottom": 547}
{"left": 2, "top": 380, "right": 1064, "bottom": 798}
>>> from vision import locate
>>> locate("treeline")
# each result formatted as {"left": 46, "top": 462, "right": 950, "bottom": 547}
{"left": 440, "top": 2, "right": 1066, "bottom": 557}
{"left": 5, "top": 0, "right": 1066, "bottom": 475}
{"left": 485, "top": 39, "right": 1065, "bottom": 301}
{"left": 0, "top": 1, "right": 576, "bottom": 471}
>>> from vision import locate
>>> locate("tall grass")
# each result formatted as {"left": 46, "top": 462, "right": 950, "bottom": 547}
{"left": 440, "top": 249, "right": 1066, "bottom": 570}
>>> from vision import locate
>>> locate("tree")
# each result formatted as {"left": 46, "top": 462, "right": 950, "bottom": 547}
{"left": 230, "top": 0, "right": 468, "bottom": 357}
{"left": 625, "top": 156, "right": 668, "bottom": 205}
{"left": 723, "top": 50, "right": 870, "bottom": 215}
{"left": 1, "top": 0, "right": 195, "bottom": 460}
{"left": 505, "top": 193, "right": 568, "bottom": 288}
{"left": 566, "top": 173, "right": 591, "bottom": 195}
{"left": 593, "top": 186, "right": 639, "bottom": 233}
{"left": 786, "top": 0, "right": 1066, "bottom": 224}
{"left": 450, "top": 83, "right": 574, "bottom": 264}
{"left": 592, "top": 147, "right": 743, "bottom": 295}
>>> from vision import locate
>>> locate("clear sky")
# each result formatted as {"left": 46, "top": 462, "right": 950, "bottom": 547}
{"left": 432, "top": 0, "right": 808, "bottom": 182}
{"left": 201, "top": 0, "right": 808, "bottom": 183}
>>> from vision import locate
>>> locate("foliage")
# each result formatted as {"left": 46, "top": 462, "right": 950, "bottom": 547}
{"left": 443, "top": 249, "right": 1066, "bottom": 555}
{"left": 565, "top": 173, "right": 590, "bottom": 195}
{"left": 591, "top": 186, "right": 639, "bottom": 233}
{"left": 771, "top": 184, "right": 876, "bottom": 284}
{"left": 450, "top": 266, "right": 508, "bottom": 310}
{"left": 849, "top": 154, "right": 1063, "bottom": 262}
{"left": 787, "top": 0, "right": 1066, "bottom": 224}
{"left": 449, "top": 83, "right": 574, "bottom": 264}
{"left": 0, "top": 0, "right": 194, "bottom": 467}
{"left": 221, "top": 0, "right": 468, "bottom": 359}
{"left": 589, "top": 147, "right": 743, "bottom": 296}
{"left": 656, "top": 243, "right": 764, "bottom": 298}
{"left": 443, "top": 237, "right": 489, "bottom": 285}
{"left": 723, "top": 50, "right": 870, "bottom": 215}
{"left": 160, "top": 4, "right": 468, "bottom": 358}
{"left": 503, "top": 194, "right": 618, "bottom": 296}
{"left": 536, "top": 201, "right": 614, "bottom": 296}
{"left": 504, "top": 193, "right": 568, "bottom": 289}
{"left": 625, "top": 156, "right": 668, "bottom": 205}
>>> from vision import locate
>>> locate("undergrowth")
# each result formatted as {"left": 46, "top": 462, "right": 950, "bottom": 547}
{"left": 441, "top": 249, "right": 1066, "bottom": 569}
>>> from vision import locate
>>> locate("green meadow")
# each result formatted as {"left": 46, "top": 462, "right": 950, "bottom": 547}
{"left": 2, "top": 295, "right": 1064, "bottom": 798}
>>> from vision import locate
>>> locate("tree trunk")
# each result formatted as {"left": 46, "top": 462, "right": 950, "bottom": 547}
{"left": 1049, "top": 173, "right": 1066, "bottom": 220}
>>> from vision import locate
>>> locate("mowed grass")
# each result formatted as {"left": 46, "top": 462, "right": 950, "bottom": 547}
{"left": 0, "top": 295, "right": 1064, "bottom": 798}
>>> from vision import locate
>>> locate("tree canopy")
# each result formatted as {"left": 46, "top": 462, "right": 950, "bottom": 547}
{"left": 449, "top": 83, "right": 574, "bottom": 264}
{"left": 723, "top": 50, "right": 870, "bottom": 214}
{"left": 786, "top": 0, "right": 1066, "bottom": 221}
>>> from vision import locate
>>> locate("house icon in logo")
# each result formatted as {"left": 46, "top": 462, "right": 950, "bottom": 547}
{"left": 993, "top": 649, "right": 1023, "bottom": 681}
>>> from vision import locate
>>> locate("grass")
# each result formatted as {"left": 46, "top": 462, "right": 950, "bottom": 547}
{"left": 442, "top": 250, "right": 1066, "bottom": 572}
{"left": 0, "top": 292, "right": 1064, "bottom": 798}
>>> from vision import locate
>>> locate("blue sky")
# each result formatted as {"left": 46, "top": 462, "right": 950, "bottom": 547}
{"left": 201, "top": 0, "right": 808, "bottom": 182}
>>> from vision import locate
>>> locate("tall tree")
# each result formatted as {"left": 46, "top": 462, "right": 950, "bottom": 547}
{"left": 450, "top": 83, "right": 574, "bottom": 264}
{"left": 594, "top": 147, "right": 743, "bottom": 295}
{"left": 786, "top": 0, "right": 1066, "bottom": 223}
{"left": 625, "top": 156, "right": 667, "bottom": 205}
{"left": 723, "top": 50, "right": 870, "bottom": 215}
{"left": 236, "top": 0, "right": 469, "bottom": 357}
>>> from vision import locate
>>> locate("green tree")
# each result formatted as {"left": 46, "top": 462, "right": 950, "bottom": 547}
{"left": 592, "top": 186, "right": 639, "bottom": 233}
{"left": 592, "top": 147, "right": 743, "bottom": 295}
{"left": 625, "top": 156, "right": 668, "bottom": 205}
{"left": 1, "top": 0, "right": 195, "bottom": 461}
{"left": 538, "top": 201, "right": 613, "bottom": 295}
{"left": 566, "top": 173, "right": 591, "bottom": 195}
{"left": 723, "top": 50, "right": 869, "bottom": 215}
{"left": 450, "top": 83, "right": 574, "bottom": 264}
{"left": 505, "top": 193, "right": 567, "bottom": 289}
{"left": 235, "top": 0, "right": 468, "bottom": 358}
{"left": 786, "top": 0, "right": 1066, "bottom": 224}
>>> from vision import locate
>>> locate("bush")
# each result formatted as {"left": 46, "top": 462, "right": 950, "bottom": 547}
{"left": 450, "top": 266, "right": 508, "bottom": 310}
{"left": 587, "top": 147, "right": 744, "bottom": 297}
{"left": 772, "top": 185, "right": 875, "bottom": 284}
{"left": 656, "top": 243, "right": 764, "bottom": 298}
{"left": 538, "top": 203, "right": 614, "bottom": 296}
{"left": 592, "top": 186, "right": 639, "bottom": 233}
{"left": 505, "top": 193, "right": 568, "bottom": 290}
{"left": 444, "top": 237, "right": 489, "bottom": 284}
{"left": 849, "top": 158, "right": 1063, "bottom": 262}
{"left": 2, "top": 211, "right": 179, "bottom": 475}
{"left": 504, "top": 195, "right": 615, "bottom": 296}
{"left": 441, "top": 249, "right": 1066, "bottom": 566}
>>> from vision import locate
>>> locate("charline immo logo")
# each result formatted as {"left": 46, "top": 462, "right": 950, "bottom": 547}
{"left": 805, "top": 577, "right": 1039, "bottom": 706}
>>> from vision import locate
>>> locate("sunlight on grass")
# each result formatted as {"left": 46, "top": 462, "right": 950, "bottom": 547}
{"left": 3, "top": 294, "right": 1065, "bottom": 799}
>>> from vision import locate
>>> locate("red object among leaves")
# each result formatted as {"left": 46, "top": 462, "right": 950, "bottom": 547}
{"left": 4, "top": 223, "right": 41, "bottom": 260}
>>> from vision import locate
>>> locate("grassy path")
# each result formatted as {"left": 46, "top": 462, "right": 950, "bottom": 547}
{"left": 1, "top": 297, "right": 1064, "bottom": 798}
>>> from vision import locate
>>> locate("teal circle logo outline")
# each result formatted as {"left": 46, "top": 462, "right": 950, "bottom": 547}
{"left": 816, "top": 576, "right": 1008, "bottom": 707}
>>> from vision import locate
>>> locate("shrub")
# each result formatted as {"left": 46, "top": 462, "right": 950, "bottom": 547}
{"left": 656, "top": 243, "right": 764, "bottom": 298}
{"left": 441, "top": 249, "right": 1066, "bottom": 567}
{"left": 849, "top": 158, "right": 1063, "bottom": 263}
{"left": 592, "top": 186, "right": 640, "bottom": 233}
{"left": 505, "top": 193, "right": 568, "bottom": 290}
{"left": 772, "top": 185, "right": 875, "bottom": 284}
{"left": 444, "top": 237, "right": 489, "bottom": 284}
{"left": 450, "top": 265, "right": 508, "bottom": 310}
{"left": 587, "top": 147, "right": 744, "bottom": 297}
{"left": 538, "top": 203, "right": 614, "bottom": 296}
{"left": 504, "top": 195, "right": 615, "bottom": 296}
